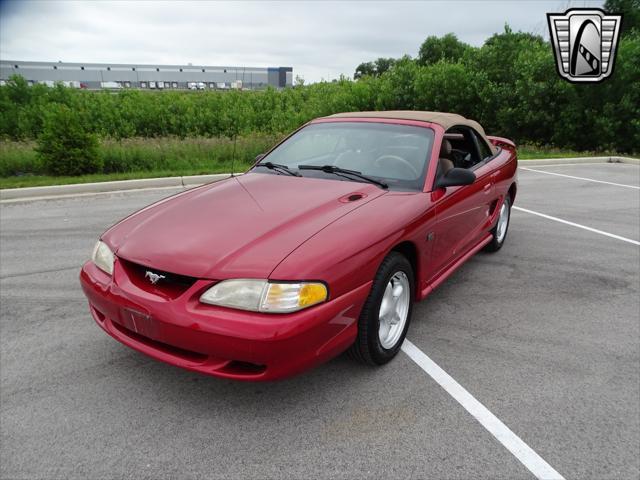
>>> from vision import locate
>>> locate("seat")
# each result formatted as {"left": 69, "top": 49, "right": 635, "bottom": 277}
{"left": 438, "top": 139, "right": 454, "bottom": 176}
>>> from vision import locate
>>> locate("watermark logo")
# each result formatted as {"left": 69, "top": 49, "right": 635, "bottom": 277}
{"left": 547, "top": 8, "right": 622, "bottom": 83}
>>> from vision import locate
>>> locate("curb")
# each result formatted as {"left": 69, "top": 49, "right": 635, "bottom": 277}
{"left": 1, "top": 156, "right": 638, "bottom": 202}
{"left": 0, "top": 173, "right": 231, "bottom": 202}
{"left": 519, "top": 156, "right": 639, "bottom": 166}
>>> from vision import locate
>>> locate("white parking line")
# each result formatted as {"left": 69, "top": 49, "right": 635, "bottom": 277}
{"left": 513, "top": 206, "right": 640, "bottom": 246}
{"left": 402, "top": 340, "right": 565, "bottom": 480}
{"left": 519, "top": 167, "right": 640, "bottom": 190}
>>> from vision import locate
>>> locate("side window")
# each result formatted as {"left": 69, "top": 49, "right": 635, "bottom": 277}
{"left": 445, "top": 126, "right": 482, "bottom": 169}
{"left": 473, "top": 131, "right": 493, "bottom": 161}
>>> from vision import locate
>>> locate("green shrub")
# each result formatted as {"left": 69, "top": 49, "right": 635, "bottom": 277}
{"left": 0, "top": 133, "right": 282, "bottom": 180}
{"left": 35, "top": 104, "right": 102, "bottom": 176}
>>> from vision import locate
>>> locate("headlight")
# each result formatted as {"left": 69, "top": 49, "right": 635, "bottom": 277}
{"left": 199, "top": 279, "right": 328, "bottom": 313}
{"left": 91, "top": 240, "right": 115, "bottom": 275}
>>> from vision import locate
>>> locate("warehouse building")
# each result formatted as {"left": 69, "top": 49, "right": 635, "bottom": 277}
{"left": 0, "top": 60, "right": 293, "bottom": 90}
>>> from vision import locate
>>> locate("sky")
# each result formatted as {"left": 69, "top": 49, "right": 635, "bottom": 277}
{"left": 0, "top": 0, "right": 605, "bottom": 83}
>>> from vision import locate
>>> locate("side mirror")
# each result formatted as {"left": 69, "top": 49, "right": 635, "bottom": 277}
{"left": 436, "top": 168, "right": 476, "bottom": 188}
{"left": 255, "top": 153, "right": 265, "bottom": 163}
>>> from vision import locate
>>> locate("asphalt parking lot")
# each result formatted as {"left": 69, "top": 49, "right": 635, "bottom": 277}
{"left": 1, "top": 161, "right": 639, "bottom": 479}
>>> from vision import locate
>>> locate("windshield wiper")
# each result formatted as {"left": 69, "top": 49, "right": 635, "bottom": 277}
{"left": 254, "top": 162, "right": 301, "bottom": 177}
{"left": 298, "top": 165, "right": 388, "bottom": 189}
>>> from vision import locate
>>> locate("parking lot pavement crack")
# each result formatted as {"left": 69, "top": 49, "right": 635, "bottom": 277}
{"left": 470, "top": 318, "right": 526, "bottom": 339}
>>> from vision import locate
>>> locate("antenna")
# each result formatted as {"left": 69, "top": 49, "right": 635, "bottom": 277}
{"left": 230, "top": 133, "right": 237, "bottom": 178}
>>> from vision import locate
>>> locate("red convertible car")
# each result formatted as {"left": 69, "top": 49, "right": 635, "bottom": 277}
{"left": 80, "top": 111, "right": 517, "bottom": 381}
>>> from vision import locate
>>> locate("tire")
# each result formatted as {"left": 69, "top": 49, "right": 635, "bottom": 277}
{"left": 484, "top": 195, "right": 512, "bottom": 253}
{"left": 349, "top": 252, "right": 414, "bottom": 365}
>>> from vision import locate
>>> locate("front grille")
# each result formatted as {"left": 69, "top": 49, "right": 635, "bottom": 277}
{"left": 118, "top": 258, "right": 197, "bottom": 299}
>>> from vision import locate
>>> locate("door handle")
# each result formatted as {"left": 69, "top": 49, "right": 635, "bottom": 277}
{"left": 483, "top": 183, "right": 491, "bottom": 193}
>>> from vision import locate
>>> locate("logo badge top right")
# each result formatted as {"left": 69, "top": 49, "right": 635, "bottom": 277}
{"left": 547, "top": 8, "right": 622, "bottom": 83}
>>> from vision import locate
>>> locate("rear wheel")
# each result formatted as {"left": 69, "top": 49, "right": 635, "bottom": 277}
{"left": 349, "top": 252, "right": 414, "bottom": 365}
{"left": 484, "top": 195, "right": 511, "bottom": 252}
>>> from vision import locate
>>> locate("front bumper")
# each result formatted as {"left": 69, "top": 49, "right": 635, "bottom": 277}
{"left": 79, "top": 259, "right": 371, "bottom": 381}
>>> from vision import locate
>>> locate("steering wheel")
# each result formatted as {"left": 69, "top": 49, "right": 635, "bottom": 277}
{"left": 374, "top": 155, "right": 419, "bottom": 180}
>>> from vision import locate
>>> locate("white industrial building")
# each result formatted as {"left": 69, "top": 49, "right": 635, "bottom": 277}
{"left": 0, "top": 60, "right": 293, "bottom": 90}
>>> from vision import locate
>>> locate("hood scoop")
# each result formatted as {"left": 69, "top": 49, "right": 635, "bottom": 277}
{"left": 340, "top": 192, "right": 367, "bottom": 203}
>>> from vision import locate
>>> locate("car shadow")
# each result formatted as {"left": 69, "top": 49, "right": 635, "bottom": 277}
{"left": 100, "top": 341, "right": 384, "bottom": 410}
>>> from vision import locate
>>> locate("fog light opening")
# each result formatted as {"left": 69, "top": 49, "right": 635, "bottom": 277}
{"left": 223, "top": 361, "right": 267, "bottom": 375}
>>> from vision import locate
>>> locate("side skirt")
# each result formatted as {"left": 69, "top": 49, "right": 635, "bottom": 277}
{"left": 419, "top": 234, "right": 493, "bottom": 301}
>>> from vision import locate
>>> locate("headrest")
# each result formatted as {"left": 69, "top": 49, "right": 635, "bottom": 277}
{"left": 440, "top": 139, "right": 452, "bottom": 157}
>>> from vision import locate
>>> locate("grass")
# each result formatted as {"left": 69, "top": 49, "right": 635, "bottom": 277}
{"left": 517, "top": 144, "right": 624, "bottom": 160}
{"left": 0, "top": 137, "right": 632, "bottom": 189}
{"left": 0, "top": 135, "right": 279, "bottom": 189}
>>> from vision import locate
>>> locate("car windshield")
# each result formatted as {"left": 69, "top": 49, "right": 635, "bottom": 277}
{"left": 255, "top": 122, "right": 435, "bottom": 191}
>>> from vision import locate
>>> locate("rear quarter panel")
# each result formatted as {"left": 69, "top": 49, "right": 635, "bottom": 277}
{"left": 490, "top": 145, "right": 518, "bottom": 202}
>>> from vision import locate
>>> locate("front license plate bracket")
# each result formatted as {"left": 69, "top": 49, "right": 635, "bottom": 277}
{"left": 120, "top": 308, "right": 160, "bottom": 340}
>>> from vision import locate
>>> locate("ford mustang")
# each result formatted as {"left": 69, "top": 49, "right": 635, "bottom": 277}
{"left": 80, "top": 111, "right": 517, "bottom": 381}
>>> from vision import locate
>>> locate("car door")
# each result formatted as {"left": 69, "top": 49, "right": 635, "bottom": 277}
{"left": 427, "top": 127, "right": 496, "bottom": 281}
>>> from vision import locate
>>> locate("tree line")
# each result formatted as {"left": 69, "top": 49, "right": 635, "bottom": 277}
{"left": 1, "top": 0, "right": 638, "bottom": 154}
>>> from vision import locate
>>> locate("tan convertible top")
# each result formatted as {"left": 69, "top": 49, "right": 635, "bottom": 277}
{"left": 326, "top": 110, "right": 496, "bottom": 153}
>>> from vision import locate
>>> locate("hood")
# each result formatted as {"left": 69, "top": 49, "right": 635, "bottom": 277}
{"left": 103, "top": 172, "right": 387, "bottom": 279}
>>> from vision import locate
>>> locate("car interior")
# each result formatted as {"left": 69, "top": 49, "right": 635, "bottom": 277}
{"left": 437, "top": 126, "right": 496, "bottom": 180}
{"left": 333, "top": 132, "right": 428, "bottom": 181}
{"left": 259, "top": 122, "right": 497, "bottom": 191}
{"left": 265, "top": 123, "right": 436, "bottom": 191}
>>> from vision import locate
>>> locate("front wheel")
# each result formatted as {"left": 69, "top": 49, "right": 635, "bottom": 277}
{"left": 484, "top": 195, "right": 511, "bottom": 252}
{"left": 349, "top": 252, "right": 414, "bottom": 365}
